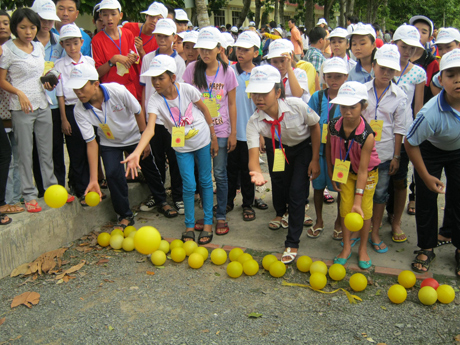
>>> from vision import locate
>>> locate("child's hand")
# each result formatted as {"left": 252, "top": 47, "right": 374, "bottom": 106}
{"left": 227, "top": 133, "right": 237, "bottom": 153}
{"left": 424, "top": 175, "right": 445, "bottom": 194}
{"left": 84, "top": 181, "right": 102, "bottom": 199}
{"left": 210, "top": 137, "right": 219, "bottom": 158}
{"left": 141, "top": 145, "right": 151, "bottom": 160}
{"left": 61, "top": 119, "right": 72, "bottom": 136}
{"left": 121, "top": 153, "right": 141, "bottom": 179}
{"left": 308, "top": 159, "right": 320, "bottom": 180}
{"left": 249, "top": 171, "right": 267, "bottom": 186}
{"left": 281, "top": 53, "right": 291, "bottom": 70}
{"left": 259, "top": 136, "right": 266, "bottom": 154}
{"left": 331, "top": 180, "right": 341, "bottom": 192}
{"left": 351, "top": 204, "right": 364, "bottom": 218}
{"left": 112, "top": 55, "right": 133, "bottom": 69}
{"left": 389, "top": 158, "right": 399, "bottom": 175}
{"left": 134, "top": 37, "right": 145, "bottom": 55}
{"left": 43, "top": 81, "right": 56, "bottom": 91}
{"left": 17, "top": 90, "right": 33, "bottom": 114}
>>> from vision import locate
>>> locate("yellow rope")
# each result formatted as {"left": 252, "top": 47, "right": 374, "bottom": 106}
{"left": 282, "top": 281, "right": 363, "bottom": 304}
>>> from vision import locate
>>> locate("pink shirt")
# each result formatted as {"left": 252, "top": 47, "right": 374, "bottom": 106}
{"left": 290, "top": 26, "right": 303, "bottom": 55}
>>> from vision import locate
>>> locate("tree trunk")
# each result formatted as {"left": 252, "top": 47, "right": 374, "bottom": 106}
{"left": 237, "top": 0, "right": 252, "bottom": 27}
{"left": 304, "top": 0, "right": 315, "bottom": 33}
{"left": 324, "top": 0, "right": 336, "bottom": 22}
{"left": 339, "top": 0, "right": 345, "bottom": 27}
{"left": 279, "top": 0, "right": 285, "bottom": 27}
{"left": 255, "top": 0, "right": 262, "bottom": 28}
{"left": 274, "top": 0, "right": 279, "bottom": 26}
{"left": 381, "top": 0, "right": 388, "bottom": 32}
{"left": 345, "top": 0, "right": 355, "bottom": 18}
{"left": 195, "top": 0, "right": 210, "bottom": 28}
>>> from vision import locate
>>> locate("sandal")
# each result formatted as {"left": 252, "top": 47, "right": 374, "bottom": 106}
{"left": 268, "top": 220, "right": 281, "bottom": 230}
{"left": 323, "top": 189, "right": 335, "bottom": 204}
{"left": 455, "top": 250, "right": 460, "bottom": 277}
{"left": 253, "top": 198, "right": 268, "bottom": 210}
{"left": 181, "top": 231, "right": 195, "bottom": 242}
{"left": 113, "top": 217, "right": 135, "bottom": 231}
{"left": 0, "top": 213, "right": 12, "bottom": 225}
{"left": 194, "top": 219, "right": 205, "bottom": 231}
{"left": 215, "top": 222, "right": 229, "bottom": 236}
{"left": 99, "top": 179, "right": 108, "bottom": 189}
{"left": 307, "top": 227, "right": 323, "bottom": 238}
{"left": 281, "top": 214, "right": 289, "bottom": 229}
{"left": 407, "top": 201, "right": 416, "bottom": 216}
{"left": 0, "top": 204, "right": 24, "bottom": 214}
{"left": 242, "top": 206, "right": 256, "bottom": 221}
{"left": 437, "top": 239, "right": 452, "bottom": 247}
{"left": 281, "top": 247, "right": 297, "bottom": 264}
{"left": 341, "top": 237, "right": 361, "bottom": 247}
{"left": 411, "top": 249, "right": 436, "bottom": 273}
{"left": 303, "top": 215, "right": 313, "bottom": 227}
{"left": 332, "top": 229, "right": 343, "bottom": 240}
{"left": 25, "top": 201, "right": 42, "bottom": 213}
{"left": 198, "top": 230, "right": 213, "bottom": 244}
{"left": 391, "top": 231, "right": 407, "bottom": 243}
{"left": 158, "top": 202, "right": 178, "bottom": 218}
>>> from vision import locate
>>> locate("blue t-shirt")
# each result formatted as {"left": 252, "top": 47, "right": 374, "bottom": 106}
{"left": 51, "top": 27, "right": 92, "bottom": 57}
{"left": 232, "top": 63, "right": 256, "bottom": 142}
{"left": 347, "top": 60, "right": 374, "bottom": 84}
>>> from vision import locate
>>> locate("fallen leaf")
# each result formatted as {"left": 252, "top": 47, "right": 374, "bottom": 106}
{"left": 377, "top": 343, "right": 388, "bottom": 345}
{"left": 248, "top": 312, "right": 263, "bottom": 318}
{"left": 454, "top": 287, "right": 459, "bottom": 292}
{"left": 396, "top": 248, "right": 405, "bottom": 253}
{"left": 216, "top": 331, "right": 220, "bottom": 335}
{"left": 146, "top": 271, "right": 155, "bottom": 275}
{"left": 375, "top": 290, "right": 381, "bottom": 296}
{"left": 108, "top": 325, "right": 114, "bottom": 331}
{"left": 96, "top": 259, "right": 109, "bottom": 265}
{"left": 129, "top": 286, "right": 139, "bottom": 290}
{"left": 156, "top": 266, "right": 165, "bottom": 269}
{"left": 201, "top": 329, "right": 209, "bottom": 333}
{"left": 214, "top": 273, "right": 220, "bottom": 276}
{"left": 381, "top": 306, "right": 387, "bottom": 310}
{"left": 0, "top": 318, "right": 5, "bottom": 326}
{"left": 11, "top": 291, "right": 40, "bottom": 308}
{"left": 136, "top": 258, "right": 146, "bottom": 263}
{"left": 455, "top": 334, "right": 460, "bottom": 341}
{"left": 79, "top": 242, "right": 89, "bottom": 246}
{"left": 367, "top": 338, "right": 375, "bottom": 343}
{"left": 10, "top": 263, "right": 31, "bottom": 277}
{"left": 55, "top": 260, "right": 85, "bottom": 280}
{"left": 103, "top": 279, "right": 114, "bottom": 283}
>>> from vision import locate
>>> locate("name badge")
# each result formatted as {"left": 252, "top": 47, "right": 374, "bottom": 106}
{"left": 272, "top": 149, "right": 285, "bottom": 172}
{"left": 203, "top": 98, "right": 218, "bottom": 118}
{"left": 44, "top": 61, "right": 54, "bottom": 75}
{"left": 245, "top": 80, "right": 250, "bottom": 98}
{"left": 332, "top": 158, "right": 350, "bottom": 184}
{"left": 370, "top": 120, "right": 383, "bottom": 142}
{"left": 171, "top": 127, "right": 185, "bottom": 147}
{"left": 321, "top": 123, "right": 328, "bottom": 144}
{"left": 99, "top": 123, "right": 115, "bottom": 140}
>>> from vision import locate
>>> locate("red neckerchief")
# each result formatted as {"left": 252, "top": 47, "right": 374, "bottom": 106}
{"left": 263, "top": 112, "right": 289, "bottom": 164}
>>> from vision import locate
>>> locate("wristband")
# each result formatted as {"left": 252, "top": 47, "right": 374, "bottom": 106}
{"left": 393, "top": 155, "right": 401, "bottom": 160}
{"left": 355, "top": 192, "right": 363, "bottom": 196}
{"left": 208, "top": 123, "right": 214, "bottom": 127}
{"left": 355, "top": 188, "right": 364, "bottom": 195}
{"left": 211, "top": 133, "right": 217, "bottom": 138}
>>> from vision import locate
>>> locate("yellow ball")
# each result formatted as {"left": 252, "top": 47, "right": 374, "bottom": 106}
{"left": 328, "top": 263, "right": 346, "bottom": 281}
{"left": 398, "top": 270, "right": 416, "bottom": 289}
{"left": 211, "top": 248, "right": 228, "bottom": 265}
{"left": 44, "top": 184, "right": 68, "bottom": 208}
{"left": 170, "top": 239, "right": 184, "bottom": 250}
{"left": 193, "top": 247, "right": 209, "bottom": 261}
{"left": 310, "top": 272, "right": 327, "bottom": 290}
{"left": 188, "top": 253, "right": 204, "bottom": 269}
{"left": 262, "top": 255, "right": 278, "bottom": 271}
{"left": 84, "top": 191, "right": 100, "bottom": 207}
{"left": 111, "top": 229, "right": 124, "bottom": 237}
{"left": 229, "top": 248, "right": 244, "bottom": 262}
{"left": 183, "top": 241, "right": 198, "bottom": 256}
{"left": 109, "top": 234, "right": 124, "bottom": 250}
{"left": 237, "top": 253, "right": 253, "bottom": 265}
{"left": 133, "top": 226, "right": 162, "bottom": 255}
{"left": 151, "top": 250, "right": 166, "bottom": 266}
{"left": 344, "top": 212, "right": 364, "bottom": 232}
{"left": 243, "top": 259, "right": 259, "bottom": 276}
{"left": 418, "top": 286, "right": 438, "bottom": 305}
{"left": 349, "top": 273, "right": 368, "bottom": 292}
{"left": 437, "top": 285, "right": 455, "bottom": 304}
{"left": 97, "top": 233, "right": 111, "bottom": 247}
{"left": 227, "top": 261, "right": 243, "bottom": 278}
{"left": 128, "top": 231, "right": 137, "bottom": 238}
{"left": 171, "top": 247, "right": 186, "bottom": 263}
{"left": 269, "top": 261, "right": 286, "bottom": 278}
{"left": 388, "top": 284, "right": 407, "bottom": 304}
{"left": 123, "top": 226, "right": 137, "bottom": 238}
{"left": 296, "top": 255, "right": 313, "bottom": 273}
{"left": 122, "top": 237, "right": 135, "bottom": 252}
{"left": 158, "top": 240, "right": 170, "bottom": 254}
{"left": 310, "top": 261, "right": 328, "bottom": 275}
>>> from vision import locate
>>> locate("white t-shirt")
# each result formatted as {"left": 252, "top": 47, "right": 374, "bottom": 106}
{"left": 302, "top": 34, "right": 309, "bottom": 50}
{"left": 283, "top": 68, "right": 311, "bottom": 103}
{"left": 74, "top": 83, "right": 142, "bottom": 147}
{"left": 147, "top": 83, "right": 210, "bottom": 153}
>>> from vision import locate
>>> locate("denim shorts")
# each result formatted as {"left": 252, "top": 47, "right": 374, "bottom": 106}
{"left": 373, "top": 160, "right": 391, "bottom": 204}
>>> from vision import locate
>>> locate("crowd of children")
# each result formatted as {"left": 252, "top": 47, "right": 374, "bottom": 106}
{"left": 0, "top": 1, "right": 458, "bottom": 276}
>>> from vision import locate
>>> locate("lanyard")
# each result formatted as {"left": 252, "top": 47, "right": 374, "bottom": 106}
{"left": 340, "top": 139, "right": 354, "bottom": 161}
{"left": 373, "top": 81, "right": 391, "bottom": 120}
{"left": 205, "top": 62, "right": 220, "bottom": 98}
{"left": 139, "top": 24, "right": 154, "bottom": 47}
{"left": 162, "top": 84, "right": 181, "bottom": 127}
{"left": 395, "top": 62, "right": 409, "bottom": 85}
{"left": 90, "top": 104, "right": 107, "bottom": 124}
{"left": 327, "top": 91, "right": 334, "bottom": 122}
{"left": 103, "top": 28, "right": 122, "bottom": 55}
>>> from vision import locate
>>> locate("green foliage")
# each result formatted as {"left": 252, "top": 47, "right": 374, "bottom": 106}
{"left": 208, "top": 0, "right": 229, "bottom": 17}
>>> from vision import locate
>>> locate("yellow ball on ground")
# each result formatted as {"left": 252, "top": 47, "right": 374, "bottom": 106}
{"left": 193, "top": 246, "right": 209, "bottom": 261}
{"left": 229, "top": 248, "right": 244, "bottom": 262}
{"left": 170, "top": 239, "right": 184, "bottom": 250}
{"left": 237, "top": 253, "right": 253, "bottom": 265}
{"left": 344, "top": 212, "right": 364, "bottom": 232}
{"left": 151, "top": 250, "right": 166, "bottom": 266}
{"left": 349, "top": 273, "right": 368, "bottom": 292}
{"left": 158, "top": 240, "right": 170, "bottom": 254}
{"left": 109, "top": 234, "right": 124, "bottom": 250}
{"left": 44, "top": 184, "right": 68, "bottom": 208}
{"left": 211, "top": 248, "right": 228, "bottom": 265}
{"left": 243, "top": 259, "right": 259, "bottom": 276}
{"left": 123, "top": 226, "right": 136, "bottom": 238}
{"left": 418, "top": 286, "right": 438, "bottom": 305}
{"left": 183, "top": 241, "right": 198, "bottom": 256}
{"left": 171, "top": 247, "right": 186, "bottom": 263}
{"left": 122, "top": 237, "right": 135, "bottom": 252}
{"left": 269, "top": 261, "right": 286, "bottom": 278}
{"left": 262, "top": 254, "right": 278, "bottom": 271}
{"left": 97, "top": 233, "right": 111, "bottom": 247}
{"left": 133, "top": 226, "right": 162, "bottom": 255}
{"left": 328, "top": 263, "right": 346, "bottom": 281}
{"left": 310, "top": 272, "right": 327, "bottom": 290}
{"left": 128, "top": 231, "right": 137, "bottom": 238}
{"left": 84, "top": 191, "right": 100, "bottom": 207}
{"left": 111, "top": 229, "right": 124, "bottom": 237}
{"left": 310, "top": 261, "right": 328, "bottom": 275}
{"left": 388, "top": 284, "right": 407, "bottom": 304}
{"left": 188, "top": 253, "right": 204, "bottom": 269}
{"left": 436, "top": 285, "right": 455, "bottom": 304}
{"left": 296, "top": 255, "right": 313, "bottom": 273}
{"left": 227, "top": 261, "right": 243, "bottom": 278}
{"left": 398, "top": 270, "right": 416, "bottom": 289}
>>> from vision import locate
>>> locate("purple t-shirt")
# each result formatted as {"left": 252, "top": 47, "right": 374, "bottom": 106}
{"left": 183, "top": 61, "right": 238, "bottom": 138}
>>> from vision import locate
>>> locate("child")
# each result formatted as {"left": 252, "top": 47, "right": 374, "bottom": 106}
{"left": 176, "top": 31, "right": 186, "bottom": 62}
{"left": 67, "top": 63, "right": 175, "bottom": 229}
{"left": 173, "top": 9, "right": 189, "bottom": 33}
{"left": 220, "top": 32, "right": 235, "bottom": 64}
{"left": 123, "top": 55, "right": 218, "bottom": 244}
{"left": 361, "top": 44, "right": 410, "bottom": 255}
{"left": 347, "top": 23, "right": 377, "bottom": 83}
{"left": 92, "top": 3, "right": 104, "bottom": 34}
{"left": 247, "top": 65, "right": 320, "bottom": 264}
{"left": 405, "top": 48, "right": 460, "bottom": 276}
{"left": 303, "top": 26, "right": 327, "bottom": 73}
{"left": 226, "top": 31, "right": 260, "bottom": 222}
{"left": 308, "top": 57, "right": 348, "bottom": 240}
{"left": 327, "top": 82, "right": 380, "bottom": 269}
{"left": 183, "top": 26, "right": 238, "bottom": 235}
{"left": 182, "top": 31, "right": 199, "bottom": 66}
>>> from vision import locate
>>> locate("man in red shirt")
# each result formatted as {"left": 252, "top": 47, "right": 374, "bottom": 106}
{"left": 288, "top": 19, "right": 303, "bottom": 60}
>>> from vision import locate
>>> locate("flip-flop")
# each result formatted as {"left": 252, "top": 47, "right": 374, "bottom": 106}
{"left": 25, "top": 201, "right": 42, "bottom": 213}
{"left": 268, "top": 220, "right": 281, "bottom": 230}
{"left": 391, "top": 232, "right": 407, "bottom": 243}
{"left": 281, "top": 214, "right": 289, "bottom": 229}
{"left": 0, "top": 213, "right": 12, "bottom": 225}
{"left": 194, "top": 219, "right": 204, "bottom": 231}
{"left": 303, "top": 215, "right": 313, "bottom": 227}
{"left": 369, "top": 238, "right": 388, "bottom": 253}
{"left": 215, "top": 222, "right": 229, "bottom": 236}
{"left": 332, "top": 229, "right": 343, "bottom": 240}
{"left": 358, "top": 258, "right": 372, "bottom": 269}
{"left": 341, "top": 237, "right": 360, "bottom": 247}
{"left": 333, "top": 252, "right": 352, "bottom": 265}
{"left": 407, "top": 201, "right": 415, "bottom": 215}
{"left": 307, "top": 227, "right": 323, "bottom": 238}
{"left": 281, "top": 247, "right": 297, "bottom": 264}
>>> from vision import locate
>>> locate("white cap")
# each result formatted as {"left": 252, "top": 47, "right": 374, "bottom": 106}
{"left": 330, "top": 81, "right": 368, "bottom": 106}
{"left": 440, "top": 48, "right": 460, "bottom": 72}
{"left": 323, "top": 57, "right": 348, "bottom": 74}
{"left": 92, "top": 3, "right": 100, "bottom": 16}
{"left": 97, "top": 0, "right": 121, "bottom": 12}
{"left": 409, "top": 15, "right": 434, "bottom": 36}
{"left": 67, "top": 63, "right": 99, "bottom": 89}
{"left": 31, "top": 0, "right": 61, "bottom": 21}
{"left": 221, "top": 32, "right": 235, "bottom": 49}
{"left": 328, "top": 27, "right": 348, "bottom": 39}
{"left": 174, "top": 9, "right": 189, "bottom": 22}
{"left": 194, "top": 26, "right": 223, "bottom": 49}
{"left": 59, "top": 24, "right": 82, "bottom": 41}
{"left": 177, "top": 31, "right": 186, "bottom": 39}
{"left": 273, "top": 27, "right": 283, "bottom": 37}
{"left": 140, "top": 55, "right": 177, "bottom": 77}
{"left": 246, "top": 65, "right": 281, "bottom": 93}
{"left": 234, "top": 31, "right": 260, "bottom": 49}
{"left": 347, "top": 22, "right": 376, "bottom": 39}
{"left": 153, "top": 18, "right": 177, "bottom": 36}
{"left": 286, "top": 32, "right": 291, "bottom": 37}
{"left": 374, "top": 44, "right": 401, "bottom": 71}
{"left": 231, "top": 26, "right": 238, "bottom": 33}
{"left": 183, "top": 31, "right": 199, "bottom": 44}
{"left": 435, "top": 28, "right": 460, "bottom": 45}
{"left": 393, "top": 24, "right": 424, "bottom": 49}
{"left": 187, "top": 21, "right": 193, "bottom": 27}
{"left": 141, "top": 2, "right": 168, "bottom": 19}
{"left": 266, "top": 39, "right": 294, "bottom": 59}
{"left": 249, "top": 21, "right": 256, "bottom": 27}
{"left": 317, "top": 18, "right": 328, "bottom": 26}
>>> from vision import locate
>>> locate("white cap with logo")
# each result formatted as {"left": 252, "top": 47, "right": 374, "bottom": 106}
{"left": 249, "top": 21, "right": 256, "bottom": 27}
{"left": 221, "top": 32, "right": 235, "bottom": 49}
{"left": 245, "top": 65, "right": 281, "bottom": 94}
{"left": 140, "top": 55, "right": 177, "bottom": 77}
{"left": 409, "top": 15, "right": 434, "bottom": 36}
{"left": 67, "top": 63, "right": 100, "bottom": 90}
{"left": 231, "top": 26, "right": 238, "bottom": 33}
{"left": 440, "top": 48, "right": 460, "bottom": 72}
{"left": 153, "top": 18, "right": 177, "bottom": 36}
{"left": 141, "top": 2, "right": 168, "bottom": 19}
{"left": 183, "top": 31, "right": 199, "bottom": 44}
{"left": 31, "top": 0, "right": 61, "bottom": 21}
{"left": 435, "top": 28, "right": 460, "bottom": 45}
{"left": 317, "top": 18, "right": 328, "bottom": 26}
{"left": 330, "top": 81, "right": 368, "bottom": 106}
{"left": 323, "top": 57, "right": 349, "bottom": 74}
{"left": 59, "top": 24, "right": 82, "bottom": 41}
{"left": 393, "top": 24, "right": 424, "bottom": 49}
{"left": 234, "top": 31, "right": 260, "bottom": 49}
{"left": 194, "top": 27, "right": 223, "bottom": 49}
{"left": 374, "top": 44, "right": 401, "bottom": 71}
{"left": 328, "top": 27, "right": 348, "bottom": 39}
{"left": 347, "top": 22, "right": 376, "bottom": 39}
{"left": 273, "top": 27, "right": 283, "bottom": 37}
{"left": 266, "top": 39, "right": 294, "bottom": 59}
{"left": 174, "top": 9, "right": 189, "bottom": 22}
{"left": 97, "top": 0, "right": 121, "bottom": 12}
